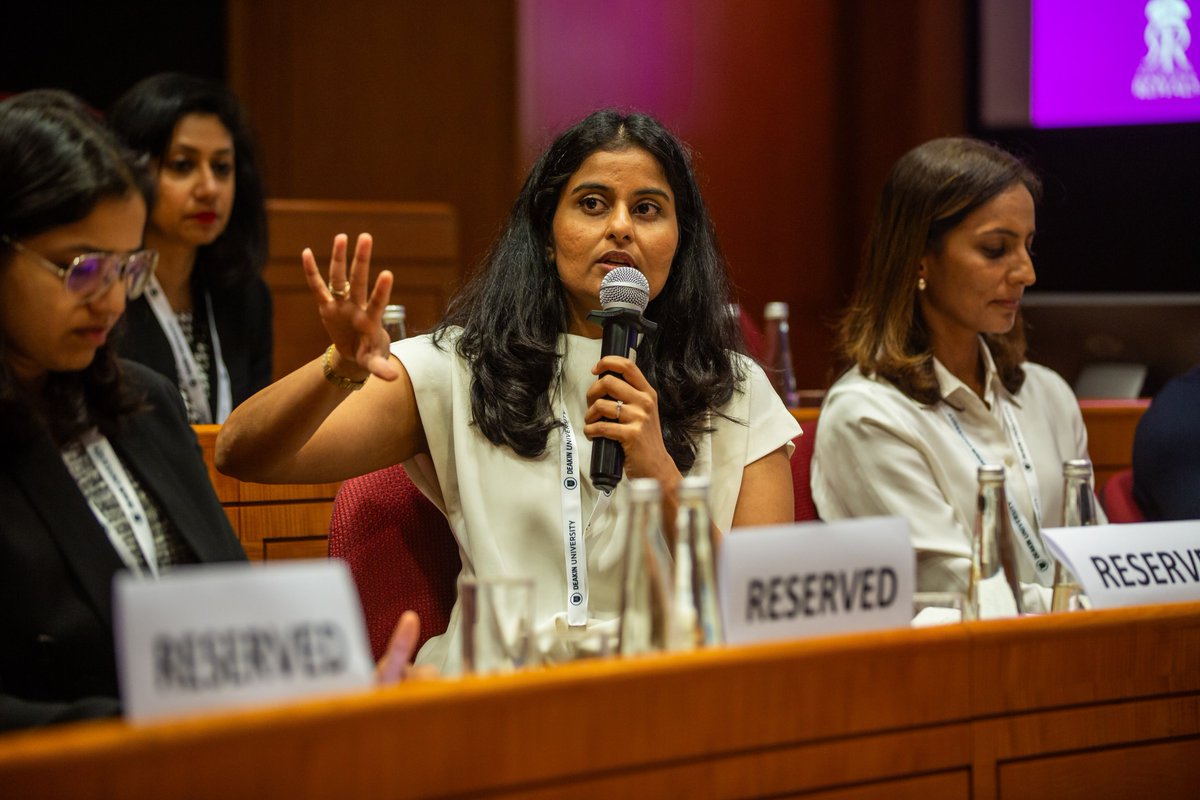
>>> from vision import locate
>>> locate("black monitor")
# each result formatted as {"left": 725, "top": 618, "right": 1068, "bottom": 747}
{"left": 1021, "top": 293, "right": 1200, "bottom": 397}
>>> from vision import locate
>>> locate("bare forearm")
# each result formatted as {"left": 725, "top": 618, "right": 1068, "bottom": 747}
{"left": 215, "top": 354, "right": 361, "bottom": 482}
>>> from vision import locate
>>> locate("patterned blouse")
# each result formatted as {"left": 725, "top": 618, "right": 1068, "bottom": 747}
{"left": 176, "top": 309, "right": 214, "bottom": 425}
{"left": 61, "top": 436, "right": 196, "bottom": 574}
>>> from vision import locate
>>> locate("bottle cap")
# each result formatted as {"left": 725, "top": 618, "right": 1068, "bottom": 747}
{"left": 763, "top": 301, "right": 789, "bottom": 320}
{"left": 677, "top": 475, "right": 711, "bottom": 500}
{"left": 628, "top": 477, "right": 662, "bottom": 501}
{"left": 1062, "top": 458, "right": 1093, "bottom": 478}
{"left": 383, "top": 304, "right": 406, "bottom": 323}
{"left": 977, "top": 464, "right": 1005, "bottom": 482}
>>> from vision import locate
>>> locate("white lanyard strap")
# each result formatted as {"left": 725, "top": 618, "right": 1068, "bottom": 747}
{"left": 79, "top": 429, "right": 159, "bottom": 579}
{"left": 559, "top": 407, "right": 589, "bottom": 626}
{"left": 557, "top": 362, "right": 613, "bottom": 627}
{"left": 144, "top": 275, "right": 232, "bottom": 423}
{"left": 998, "top": 402, "right": 1044, "bottom": 528}
{"left": 943, "top": 403, "right": 1052, "bottom": 576}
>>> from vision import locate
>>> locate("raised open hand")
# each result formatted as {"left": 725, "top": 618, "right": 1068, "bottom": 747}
{"left": 302, "top": 232, "right": 400, "bottom": 381}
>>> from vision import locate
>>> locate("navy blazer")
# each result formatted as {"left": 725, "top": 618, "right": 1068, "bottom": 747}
{"left": 0, "top": 362, "right": 247, "bottom": 731}
{"left": 1133, "top": 365, "right": 1200, "bottom": 521}
{"left": 117, "top": 274, "right": 273, "bottom": 417}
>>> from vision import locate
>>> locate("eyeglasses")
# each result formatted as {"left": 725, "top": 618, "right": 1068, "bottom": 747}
{"left": 2, "top": 235, "right": 157, "bottom": 302}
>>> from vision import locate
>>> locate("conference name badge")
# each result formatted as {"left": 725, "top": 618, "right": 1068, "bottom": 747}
{"left": 114, "top": 560, "right": 374, "bottom": 723}
{"left": 1042, "top": 520, "right": 1200, "bottom": 609}
{"left": 718, "top": 516, "right": 915, "bottom": 645}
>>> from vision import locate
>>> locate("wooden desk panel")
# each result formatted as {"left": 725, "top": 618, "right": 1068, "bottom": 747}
{"left": 193, "top": 426, "right": 339, "bottom": 561}
{"left": 968, "top": 600, "right": 1200, "bottom": 716}
{"left": 996, "top": 727, "right": 1200, "bottom": 800}
{"left": 2, "top": 604, "right": 1196, "bottom": 799}
{"left": 1078, "top": 398, "right": 1151, "bottom": 488}
{"left": 980, "top": 697, "right": 1200, "bottom": 800}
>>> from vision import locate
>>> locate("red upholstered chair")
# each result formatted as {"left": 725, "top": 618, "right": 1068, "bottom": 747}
{"left": 1099, "top": 468, "right": 1146, "bottom": 523}
{"left": 328, "top": 464, "right": 461, "bottom": 660}
{"left": 792, "top": 420, "right": 820, "bottom": 521}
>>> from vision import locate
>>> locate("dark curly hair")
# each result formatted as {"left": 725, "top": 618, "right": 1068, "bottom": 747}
{"left": 437, "top": 109, "right": 745, "bottom": 472}
{"left": 0, "top": 90, "right": 152, "bottom": 448}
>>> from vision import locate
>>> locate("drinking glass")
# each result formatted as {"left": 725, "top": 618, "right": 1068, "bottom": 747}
{"left": 461, "top": 577, "right": 535, "bottom": 674}
{"left": 911, "top": 591, "right": 965, "bottom": 626}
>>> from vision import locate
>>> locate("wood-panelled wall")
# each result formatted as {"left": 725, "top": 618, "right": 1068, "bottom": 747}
{"left": 263, "top": 199, "right": 460, "bottom": 378}
{"left": 228, "top": 0, "right": 967, "bottom": 389}
{"left": 227, "top": 0, "right": 516, "bottom": 298}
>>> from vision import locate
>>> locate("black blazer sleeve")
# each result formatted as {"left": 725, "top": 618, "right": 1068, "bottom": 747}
{"left": 0, "top": 363, "right": 245, "bottom": 731}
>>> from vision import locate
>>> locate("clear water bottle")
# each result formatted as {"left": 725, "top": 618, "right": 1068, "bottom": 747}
{"left": 1051, "top": 459, "right": 1098, "bottom": 612}
{"left": 762, "top": 301, "right": 799, "bottom": 407}
{"left": 669, "top": 476, "right": 723, "bottom": 650}
{"left": 618, "top": 478, "right": 673, "bottom": 656}
{"left": 383, "top": 304, "right": 407, "bottom": 342}
{"left": 966, "top": 465, "right": 1025, "bottom": 620}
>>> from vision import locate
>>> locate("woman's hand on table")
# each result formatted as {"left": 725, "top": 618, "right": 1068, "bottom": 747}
{"left": 375, "top": 610, "right": 439, "bottom": 684}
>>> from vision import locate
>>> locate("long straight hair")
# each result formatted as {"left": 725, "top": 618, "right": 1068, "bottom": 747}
{"left": 0, "top": 90, "right": 153, "bottom": 449}
{"left": 837, "top": 137, "right": 1042, "bottom": 404}
{"left": 438, "top": 110, "right": 744, "bottom": 471}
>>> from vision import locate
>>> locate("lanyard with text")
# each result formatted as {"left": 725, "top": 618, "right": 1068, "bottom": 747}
{"left": 943, "top": 401, "right": 1053, "bottom": 576}
{"left": 79, "top": 429, "right": 159, "bottom": 579}
{"left": 559, "top": 401, "right": 613, "bottom": 627}
{"left": 144, "top": 275, "right": 232, "bottom": 424}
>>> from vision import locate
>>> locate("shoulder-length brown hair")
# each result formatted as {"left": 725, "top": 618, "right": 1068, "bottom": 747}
{"left": 836, "top": 137, "right": 1042, "bottom": 405}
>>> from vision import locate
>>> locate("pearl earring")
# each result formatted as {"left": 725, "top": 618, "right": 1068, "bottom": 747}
{"left": 917, "top": 277, "right": 927, "bottom": 291}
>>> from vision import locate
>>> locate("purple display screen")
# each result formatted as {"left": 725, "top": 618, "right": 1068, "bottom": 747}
{"left": 1031, "top": 0, "right": 1200, "bottom": 127}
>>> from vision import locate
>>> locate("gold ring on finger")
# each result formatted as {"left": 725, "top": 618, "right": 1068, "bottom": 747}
{"left": 329, "top": 281, "right": 351, "bottom": 300}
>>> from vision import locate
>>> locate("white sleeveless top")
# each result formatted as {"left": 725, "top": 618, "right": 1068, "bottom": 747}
{"left": 393, "top": 328, "right": 800, "bottom": 673}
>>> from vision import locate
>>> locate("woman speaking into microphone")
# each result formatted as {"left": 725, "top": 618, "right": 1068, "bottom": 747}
{"left": 217, "top": 110, "right": 798, "bottom": 672}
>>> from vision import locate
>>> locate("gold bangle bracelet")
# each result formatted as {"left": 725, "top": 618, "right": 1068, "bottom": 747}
{"left": 321, "top": 344, "right": 368, "bottom": 391}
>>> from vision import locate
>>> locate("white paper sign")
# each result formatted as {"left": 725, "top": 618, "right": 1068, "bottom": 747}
{"left": 1043, "top": 520, "right": 1200, "bottom": 609}
{"left": 114, "top": 560, "right": 375, "bottom": 723}
{"left": 718, "top": 516, "right": 915, "bottom": 645}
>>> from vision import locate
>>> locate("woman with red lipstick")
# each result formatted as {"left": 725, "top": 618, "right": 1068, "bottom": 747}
{"left": 217, "top": 110, "right": 800, "bottom": 673}
{"left": 0, "top": 91, "right": 248, "bottom": 730}
{"left": 108, "top": 73, "right": 271, "bottom": 423}
{"left": 811, "top": 137, "right": 1102, "bottom": 613}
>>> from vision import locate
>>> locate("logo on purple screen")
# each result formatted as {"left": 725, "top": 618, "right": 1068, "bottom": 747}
{"left": 1031, "top": 0, "right": 1200, "bottom": 127}
{"left": 1132, "top": 0, "right": 1200, "bottom": 99}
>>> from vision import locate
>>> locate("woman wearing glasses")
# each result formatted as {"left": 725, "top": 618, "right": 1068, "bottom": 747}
{"left": 108, "top": 73, "right": 271, "bottom": 424}
{"left": 0, "top": 91, "right": 248, "bottom": 730}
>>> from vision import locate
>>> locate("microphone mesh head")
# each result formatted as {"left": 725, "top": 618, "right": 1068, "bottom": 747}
{"left": 599, "top": 266, "right": 650, "bottom": 312}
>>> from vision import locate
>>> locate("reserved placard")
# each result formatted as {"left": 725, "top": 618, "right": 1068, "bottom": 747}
{"left": 114, "top": 560, "right": 375, "bottom": 723}
{"left": 1043, "top": 520, "right": 1200, "bottom": 609}
{"left": 718, "top": 516, "right": 914, "bottom": 645}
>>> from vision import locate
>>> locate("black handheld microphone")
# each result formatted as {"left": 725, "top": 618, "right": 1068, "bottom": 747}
{"left": 587, "top": 266, "right": 658, "bottom": 492}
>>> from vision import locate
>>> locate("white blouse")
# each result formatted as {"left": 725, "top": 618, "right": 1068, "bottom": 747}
{"left": 811, "top": 341, "right": 1103, "bottom": 611}
{"left": 394, "top": 329, "right": 800, "bottom": 673}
